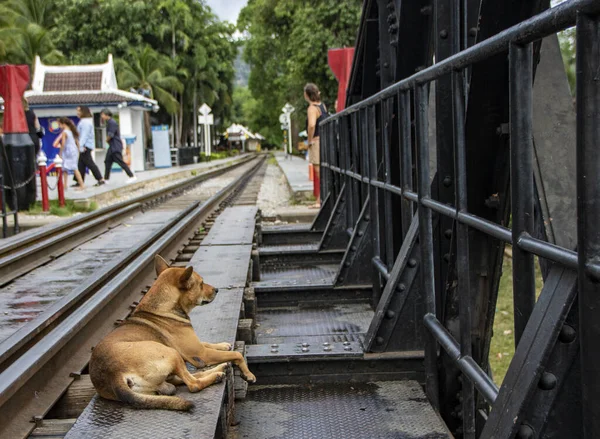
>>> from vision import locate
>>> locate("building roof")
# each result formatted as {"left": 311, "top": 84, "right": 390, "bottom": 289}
{"left": 23, "top": 90, "right": 158, "bottom": 109}
{"left": 43, "top": 71, "right": 103, "bottom": 92}
{"left": 226, "top": 123, "right": 263, "bottom": 140}
{"left": 0, "top": 55, "right": 158, "bottom": 111}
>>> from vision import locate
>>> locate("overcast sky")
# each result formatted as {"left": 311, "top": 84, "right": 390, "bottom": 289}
{"left": 206, "top": 0, "right": 248, "bottom": 24}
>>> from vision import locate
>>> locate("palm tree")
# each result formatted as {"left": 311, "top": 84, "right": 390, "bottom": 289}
{"left": 0, "top": 0, "right": 62, "bottom": 66}
{"left": 157, "top": 0, "right": 193, "bottom": 146}
{"left": 116, "top": 46, "right": 184, "bottom": 148}
{"left": 116, "top": 46, "right": 183, "bottom": 114}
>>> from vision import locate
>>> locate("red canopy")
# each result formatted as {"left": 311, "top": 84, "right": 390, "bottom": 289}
{"left": 328, "top": 48, "right": 355, "bottom": 113}
{"left": 0, "top": 65, "right": 30, "bottom": 134}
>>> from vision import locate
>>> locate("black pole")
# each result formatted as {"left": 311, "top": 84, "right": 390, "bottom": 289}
{"left": 509, "top": 42, "right": 536, "bottom": 346}
{"left": 415, "top": 83, "right": 439, "bottom": 409}
{"left": 576, "top": 11, "right": 600, "bottom": 439}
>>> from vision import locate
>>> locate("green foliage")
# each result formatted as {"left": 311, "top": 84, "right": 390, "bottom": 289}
{"left": 558, "top": 27, "right": 576, "bottom": 95}
{"left": 237, "top": 0, "right": 362, "bottom": 145}
{"left": 0, "top": 0, "right": 63, "bottom": 66}
{"left": 115, "top": 46, "right": 183, "bottom": 114}
{"left": 27, "top": 199, "right": 98, "bottom": 216}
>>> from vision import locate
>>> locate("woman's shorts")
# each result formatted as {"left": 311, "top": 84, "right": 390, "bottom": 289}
{"left": 308, "top": 137, "right": 320, "bottom": 165}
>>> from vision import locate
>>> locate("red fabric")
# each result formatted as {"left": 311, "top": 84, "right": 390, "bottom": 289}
{"left": 327, "top": 48, "right": 355, "bottom": 112}
{"left": 0, "top": 65, "right": 30, "bottom": 134}
{"left": 313, "top": 170, "right": 320, "bottom": 200}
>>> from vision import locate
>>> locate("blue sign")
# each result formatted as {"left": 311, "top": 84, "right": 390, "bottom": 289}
{"left": 39, "top": 116, "right": 79, "bottom": 162}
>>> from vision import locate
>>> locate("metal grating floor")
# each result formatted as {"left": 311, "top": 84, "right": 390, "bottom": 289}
{"left": 258, "top": 263, "right": 338, "bottom": 284}
{"left": 229, "top": 381, "right": 451, "bottom": 439}
{"left": 255, "top": 303, "right": 373, "bottom": 345}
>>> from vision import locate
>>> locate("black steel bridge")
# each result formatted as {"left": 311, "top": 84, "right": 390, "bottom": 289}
{"left": 0, "top": 0, "right": 599, "bottom": 438}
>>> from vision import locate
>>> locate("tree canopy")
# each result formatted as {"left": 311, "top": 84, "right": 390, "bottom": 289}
{"left": 238, "top": 0, "right": 362, "bottom": 145}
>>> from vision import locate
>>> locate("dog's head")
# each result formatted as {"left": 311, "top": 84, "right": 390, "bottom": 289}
{"left": 151, "top": 255, "right": 219, "bottom": 315}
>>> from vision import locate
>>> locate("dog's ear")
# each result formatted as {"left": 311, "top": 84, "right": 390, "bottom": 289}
{"left": 155, "top": 255, "right": 170, "bottom": 276}
{"left": 179, "top": 266, "right": 194, "bottom": 290}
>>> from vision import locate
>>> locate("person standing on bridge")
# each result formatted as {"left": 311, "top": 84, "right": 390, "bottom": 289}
{"left": 100, "top": 109, "right": 136, "bottom": 183}
{"left": 76, "top": 106, "right": 105, "bottom": 187}
{"left": 304, "top": 83, "right": 328, "bottom": 209}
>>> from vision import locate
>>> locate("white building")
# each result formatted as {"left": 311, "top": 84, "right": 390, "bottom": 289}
{"left": 22, "top": 55, "right": 158, "bottom": 172}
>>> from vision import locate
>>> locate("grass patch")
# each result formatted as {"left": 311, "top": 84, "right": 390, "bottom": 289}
{"left": 26, "top": 199, "right": 98, "bottom": 217}
{"left": 268, "top": 155, "right": 277, "bottom": 166}
{"left": 490, "top": 249, "right": 543, "bottom": 385}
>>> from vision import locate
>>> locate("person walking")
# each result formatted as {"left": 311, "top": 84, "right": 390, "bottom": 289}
{"left": 23, "top": 98, "right": 43, "bottom": 155}
{"left": 53, "top": 117, "right": 85, "bottom": 191}
{"left": 100, "top": 109, "right": 136, "bottom": 183}
{"left": 76, "top": 106, "right": 105, "bottom": 187}
{"left": 304, "top": 83, "right": 328, "bottom": 209}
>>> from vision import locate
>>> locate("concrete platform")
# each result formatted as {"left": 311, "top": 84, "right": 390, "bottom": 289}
{"left": 274, "top": 152, "right": 313, "bottom": 200}
{"left": 37, "top": 154, "right": 251, "bottom": 205}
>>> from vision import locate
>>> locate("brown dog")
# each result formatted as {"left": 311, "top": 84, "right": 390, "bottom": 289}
{"left": 89, "top": 255, "right": 256, "bottom": 411}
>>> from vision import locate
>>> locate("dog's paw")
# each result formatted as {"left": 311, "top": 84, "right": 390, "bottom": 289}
{"left": 215, "top": 342, "right": 232, "bottom": 351}
{"left": 241, "top": 372, "right": 257, "bottom": 383}
{"left": 214, "top": 372, "right": 226, "bottom": 384}
{"left": 212, "top": 362, "right": 230, "bottom": 374}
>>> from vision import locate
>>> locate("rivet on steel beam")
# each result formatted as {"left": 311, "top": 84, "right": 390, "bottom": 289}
{"left": 444, "top": 229, "right": 453, "bottom": 239}
{"left": 301, "top": 342, "right": 310, "bottom": 348}
{"left": 397, "top": 283, "right": 406, "bottom": 291}
{"left": 385, "top": 310, "right": 396, "bottom": 319}
{"left": 344, "top": 346, "right": 353, "bottom": 351}
{"left": 408, "top": 259, "right": 417, "bottom": 268}
{"left": 469, "top": 27, "right": 478, "bottom": 37}
{"left": 351, "top": 246, "right": 357, "bottom": 252}
{"left": 516, "top": 424, "right": 534, "bottom": 439}
{"left": 323, "top": 346, "right": 332, "bottom": 352}
{"left": 271, "top": 344, "right": 279, "bottom": 348}
{"left": 439, "top": 29, "right": 448, "bottom": 39}
{"left": 32, "top": 416, "right": 43, "bottom": 427}
{"left": 420, "top": 5, "right": 432, "bottom": 15}
{"left": 343, "top": 341, "right": 351, "bottom": 346}
{"left": 443, "top": 176, "right": 452, "bottom": 187}
{"left": 323, "top": 342, "right": 330, "bottom": 347}
{"left": 443, "top": 253, "right": 450, "bottom": 263}
{"left": 376, "top": 336, "right": 385, "bottom": 345}
{"left": 301, "top": 347, "right": 310, "bottom": 353}
{"left": 69, "top": 372, "right": 82, "bottom": 380}
{"left": 364, "top": 215, "right": 371, "bottom": 221}
{"left": 345, "top": 261, "right": 351, "bottom": 267}
{"left": 270, "top": 348, "right": 278, "bottom": 353}
{"left": 358, "top": 231, "right": 364, "bottom": 237}
{"left": 538, "top": 372, "right": 557, "bottom": 390}
{"left": 559, "top": 325, "right": 576, "bottom": 343}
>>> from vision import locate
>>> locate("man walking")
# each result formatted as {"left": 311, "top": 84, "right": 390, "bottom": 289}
{"left": 100, "top": 109, "right": 136, "bottom": 183}
{"left": 76, "top": 106, "right": 105, "bottom": 187}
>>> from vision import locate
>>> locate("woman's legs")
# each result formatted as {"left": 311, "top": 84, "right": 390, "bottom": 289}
{"left": 74, "top": 169, "right": 85, "bottom": 190}
{"left": 310, "top": 165, "right": 321, "bottom": 208}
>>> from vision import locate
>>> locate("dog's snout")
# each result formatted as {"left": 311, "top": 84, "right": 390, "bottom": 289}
{"left": 214, "top": 288, "right": 219, "bottom": 294}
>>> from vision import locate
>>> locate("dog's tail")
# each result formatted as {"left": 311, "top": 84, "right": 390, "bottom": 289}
{"left": 113, "top": 378, "right": 194, "bottom": 411}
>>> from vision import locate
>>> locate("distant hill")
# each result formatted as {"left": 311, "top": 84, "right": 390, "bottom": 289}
{"left": 234, "top": 46, "right": 250, "bottom": 87}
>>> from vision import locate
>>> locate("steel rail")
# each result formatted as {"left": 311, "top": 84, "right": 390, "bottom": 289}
{"left": 0, "top": 156, "right": 260, "bottom": 372}
{"left": 0, "top": 156, "right": 265, "bottom": 439}
{"left": 0, "top": 155, "right": 255, "bottom": 286}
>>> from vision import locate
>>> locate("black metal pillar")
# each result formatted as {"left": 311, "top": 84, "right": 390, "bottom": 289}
{"left": 576, "top": 11, "right": 600, "bottom": 439}
{"left": 509, "top": 42, "right": 536, "bottom": 346}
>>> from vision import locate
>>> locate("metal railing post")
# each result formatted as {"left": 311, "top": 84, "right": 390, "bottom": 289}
{"left": 415, "top": 83, "right": 439, "bottom": 409}
{"left": 509, "top": 42, "right": 536, "bottom": 347}
{"left": 38, "top": 152, "right": 49, "bottom": 212}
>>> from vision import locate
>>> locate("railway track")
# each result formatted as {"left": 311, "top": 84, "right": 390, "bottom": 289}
{"left": 0, "top": 155, "right": 267, "bottom": 439}
{"left": 0, "top": 154, "right": 255, "bottom": 287}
